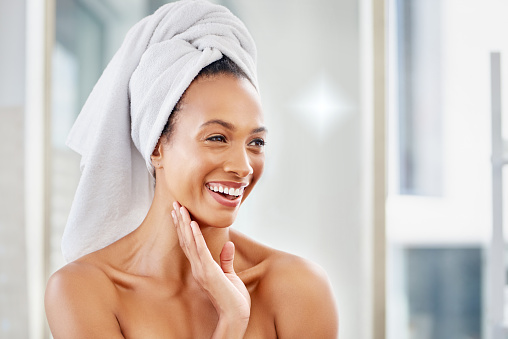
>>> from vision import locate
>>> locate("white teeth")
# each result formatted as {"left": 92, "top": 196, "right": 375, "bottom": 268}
{"left": 208, "top": 184, "right": 244, "bottom": 196}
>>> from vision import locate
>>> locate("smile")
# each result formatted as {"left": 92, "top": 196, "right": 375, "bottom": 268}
{"left": 206, "top": 184, "right": 243, "bottom": 197}
{"left": 205, "top": 182, "right": 247, "bottom": 207}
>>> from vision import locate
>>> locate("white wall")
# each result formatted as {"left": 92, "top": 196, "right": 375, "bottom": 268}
{"left": 0, "top": 0, "right": 26, "bottom": 106}
{"left": 0, "top": 0, "right": 28, "bottom": 338}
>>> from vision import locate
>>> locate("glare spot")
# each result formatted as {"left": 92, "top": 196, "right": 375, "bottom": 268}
{"left": 289, "top": 74, "right": 354, "bottom": 137}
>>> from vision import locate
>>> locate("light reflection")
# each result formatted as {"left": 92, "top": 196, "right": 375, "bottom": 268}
{"left": 289, "top": 73, "right": 354, "bottom": 138}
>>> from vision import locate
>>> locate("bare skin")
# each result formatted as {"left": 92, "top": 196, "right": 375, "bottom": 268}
{"left": 45, "top": 74, "right": 338, "bottom": 338}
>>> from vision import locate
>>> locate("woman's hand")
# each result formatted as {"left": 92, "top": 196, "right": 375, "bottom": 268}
{"left": 172, "top": 202, "right": 251, "bottom": 338}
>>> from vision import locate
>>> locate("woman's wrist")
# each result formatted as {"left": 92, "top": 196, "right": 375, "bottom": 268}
{"left": 211, "top": 315, "right": 249, "bottom": 339}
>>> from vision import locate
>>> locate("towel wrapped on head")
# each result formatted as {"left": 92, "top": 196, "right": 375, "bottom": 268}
{"left": 62, "top": 0, "right": 258, "bottom": 263}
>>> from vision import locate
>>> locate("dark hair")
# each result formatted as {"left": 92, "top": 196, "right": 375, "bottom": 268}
{"left": 160, "top": 55, "right": 249, "bottom": 143}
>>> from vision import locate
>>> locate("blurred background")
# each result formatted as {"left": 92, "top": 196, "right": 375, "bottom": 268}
{"left": 1, "top": 0, "right": 508, "bottom": 338}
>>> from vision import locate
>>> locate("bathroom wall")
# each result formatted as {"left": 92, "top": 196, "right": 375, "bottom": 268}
{"left": 0, "top": 0, "right": 28, "bottom": 338}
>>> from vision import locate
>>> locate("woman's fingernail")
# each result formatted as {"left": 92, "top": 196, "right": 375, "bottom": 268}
{"left": 173, "top": 202, "right": 178, "bottom": 209}
{"left": 171, "top": 210, "right": 176, "bottom": 219}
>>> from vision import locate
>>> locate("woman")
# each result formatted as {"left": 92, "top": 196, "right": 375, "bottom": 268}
{"left": 45, "top": 1, "right": 338, "bottom": 338}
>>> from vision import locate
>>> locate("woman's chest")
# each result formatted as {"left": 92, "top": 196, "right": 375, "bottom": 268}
{"left": 116, "top": 287, "right": 277, "bottom": 339}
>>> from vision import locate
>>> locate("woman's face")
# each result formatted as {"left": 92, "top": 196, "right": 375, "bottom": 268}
{"left": 156, "top": 74, "right": 265, "bottom": 228}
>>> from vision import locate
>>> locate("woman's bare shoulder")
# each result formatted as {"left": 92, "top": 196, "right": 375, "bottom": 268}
{"left": 45, "top": 258, "right": 123, "bottom": 338}
{"left": 230, "top": 229, "right": 333, "bottom": 285}
{"left": 46, "top": 258, "right": 115, "bottom": 296}
{"left": 261, "top": 248, "right": 333, "bottom": 300}
{"left": 232, "top": 230, "right": 339, "bottom": 338}
{"left": 265, "top": 252, "right": 339, "bottom": 337}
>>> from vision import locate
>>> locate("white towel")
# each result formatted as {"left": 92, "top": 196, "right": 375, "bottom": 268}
{"left": 62, "top": 0, "right": 258, "bottom": 262}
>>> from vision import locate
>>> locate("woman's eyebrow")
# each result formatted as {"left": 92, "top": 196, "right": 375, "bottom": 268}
{"left": 200, "top": 119, "right": 267, "bottom": 134}
{"left": 200, "top": 119, "right": 235, "bottom": 130}
{"left": 251, "top": 126, "right": 267, "bottom": 134}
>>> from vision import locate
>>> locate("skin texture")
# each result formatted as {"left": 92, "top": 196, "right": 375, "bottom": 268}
{"left": 45, "top": 74, "right": 339, "bottom": 338}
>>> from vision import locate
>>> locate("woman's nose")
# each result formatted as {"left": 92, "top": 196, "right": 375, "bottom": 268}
{"left": 223, "top": 146, "right": 254, "bottom": 178}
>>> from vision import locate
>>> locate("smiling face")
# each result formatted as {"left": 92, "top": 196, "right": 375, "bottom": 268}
{"left": 153, "top": 73, "right": 265, "bottom": 228}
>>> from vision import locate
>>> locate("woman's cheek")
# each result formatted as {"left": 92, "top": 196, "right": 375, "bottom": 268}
{"left": 254, "top": 155, "right": 265, "bottom": 178}
{"left": 251, "top": 155, "right": 265, "bottom": 184}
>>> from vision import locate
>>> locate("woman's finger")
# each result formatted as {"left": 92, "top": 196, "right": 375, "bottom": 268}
{"left": 190, "top": 220, "right": 215, "bottom": 264}
{"left": 172, "top": 202, "right": 210, "bottom": 274}
{"left": 172, "top": 202, "right": 196, "bottom": 257}
{"left": 177, "top": 205, "right": 200, "bottom": 256}
{"left": 171, "top": 209, "right": 184, "bottom": 248}
{"left": 179, "top": 207, "right": 218, "bottom": 268}
{"left": 219, "top": 241, "right": 235, "bottom": 275}
{"left": 171, "top": 203, "right": 185, "bottom": 247}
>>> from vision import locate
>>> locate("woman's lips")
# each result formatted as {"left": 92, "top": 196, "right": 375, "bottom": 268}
{"left": 205, "top": 182, "right": 246, "bottom": 208}
{"left": 207, "top": 187, "right": 242, "bottom": 207}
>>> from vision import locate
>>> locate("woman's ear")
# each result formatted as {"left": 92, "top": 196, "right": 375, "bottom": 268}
{"left": 151, "top": 139, "right": 163, "bottom": 169}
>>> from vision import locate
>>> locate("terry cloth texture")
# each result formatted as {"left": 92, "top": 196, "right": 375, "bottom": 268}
{"left": 62, "top": 0, "right": 258, "bottom": 262}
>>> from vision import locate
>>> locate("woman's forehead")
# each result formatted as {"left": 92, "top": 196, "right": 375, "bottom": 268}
{"left": 178, "top": 74, "right": 264, "bottom": 128}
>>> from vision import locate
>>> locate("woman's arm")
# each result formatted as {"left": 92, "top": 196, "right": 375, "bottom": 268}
{"left": 172, "top": 203, "right": 251, "bottom": 339}
{"left": 45, "top": 263, "right": 125, "bottom": 339}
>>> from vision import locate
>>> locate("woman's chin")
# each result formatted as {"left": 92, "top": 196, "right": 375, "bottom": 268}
{"left": 191, "top": 210, "right": 238, "bottom": 229}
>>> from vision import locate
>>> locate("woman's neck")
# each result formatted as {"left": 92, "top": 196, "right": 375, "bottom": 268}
{"left": 118, "top": 189, "right": 231, "bottom": 282}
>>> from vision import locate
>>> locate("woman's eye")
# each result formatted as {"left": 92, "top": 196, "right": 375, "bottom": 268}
{"left": 206, "top": 135, "right": 227, "bottom": 142}
{"left": 248, "top": 138, "right": 265, "bottom": 147}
